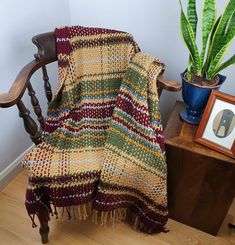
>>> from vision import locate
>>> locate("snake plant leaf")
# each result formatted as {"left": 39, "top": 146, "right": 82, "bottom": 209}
{"left": 187, "top": 0, "right": 198, "bottom": 74}
{"left": 187, "top": 0, "right": 198, "bottom": 37}
{"left": 225, "top": 11, "right": 235, "bottom": 34}
{"left": 223, "top": 12, "right": 235, "bottom": 44}
{"left": 203, "top": 16, "right": 221, "bottom": 74}
{"left": 206, "top": 0, "right": 235, "bottom": 67}
{"left": 206, "top": 11, "right": 235, "bottom": 79}
{"left": 200, "top": 0, "right": 216, "bottom": 66}
{"left": 186, "top": 57, "right": 193, "bottom": 81}
{"left": 212, "top": 54, "right": 235, "bottom": 77}
{"left": 206, "top": 45, "right": 228, "bottom": 79}
{"left": 213, "top": 11, "right": 235, "bottom": 59}
{"left": 179, "top": 0, "right": 201, "bottom": 75}
{"left": 210, "top": 16, "right": 221, "bottom": 42}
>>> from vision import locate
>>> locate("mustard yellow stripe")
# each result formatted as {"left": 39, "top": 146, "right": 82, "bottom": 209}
{"left": 77, "top": 72, "right": 124, "bottom": 82}
{"left": 30, "top": 178, "right": 99, "bottom": 190}
{"left": 53, "top": 131, "right": 107, "bottom": 141}
{"left": 75, "top": 97, "right": 116, "bottom": 104}
{"left": 60, "top": 146, "right": 104, "bottom": 154}
{"left": 78, "top": 89, "right": 118, "bottom": 96}
{"left": 106, "top": 144, "right": 166, "bottom": 178}
{"left": 71, "top": 32, "right": 131, "bottom": 42}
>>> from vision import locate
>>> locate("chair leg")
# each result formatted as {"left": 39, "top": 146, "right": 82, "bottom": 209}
{"left": 37, "top": 207, "right": 50, "bottom": 244}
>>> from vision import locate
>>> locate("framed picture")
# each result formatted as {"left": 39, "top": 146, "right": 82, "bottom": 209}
{"left": 195, "top": 90, "right": 235, "bottom": 158}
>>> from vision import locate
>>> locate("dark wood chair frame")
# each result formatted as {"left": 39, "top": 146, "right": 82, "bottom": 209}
{"left": 0, "top": 32, "right": 181, "bottom": 244}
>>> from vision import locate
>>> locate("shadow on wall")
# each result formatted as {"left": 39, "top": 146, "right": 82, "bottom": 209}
{"left": 0, "top": 0, "right": 70, "bottom": 173}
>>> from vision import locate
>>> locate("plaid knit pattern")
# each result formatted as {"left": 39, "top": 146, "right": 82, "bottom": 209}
{"left": 22, "top": 25, "right": 168, "bottom": 234}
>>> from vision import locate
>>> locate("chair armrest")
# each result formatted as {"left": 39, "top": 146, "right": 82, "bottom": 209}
{"left": 0, "top": 57, "right": 54, "bottom": 108}
{"left": 157, "top": 75, "right": 181, "bottom": 92}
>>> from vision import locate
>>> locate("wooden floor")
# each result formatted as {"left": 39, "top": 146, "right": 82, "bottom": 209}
{"left": 0, "top": 171, "right": 234, "bottom": 245}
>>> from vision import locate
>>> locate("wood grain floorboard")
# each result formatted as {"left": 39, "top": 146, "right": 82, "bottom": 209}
{"left": 0, "top": 170, "right": 234, "bottom": 245}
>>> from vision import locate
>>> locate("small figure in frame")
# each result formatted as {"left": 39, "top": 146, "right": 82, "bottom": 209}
{"left": 213, "top": 109, "right": 235, "bottom": 138}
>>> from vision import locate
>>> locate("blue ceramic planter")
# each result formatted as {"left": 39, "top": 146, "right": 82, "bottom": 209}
{"left": 180, "top": 70, "right": 226, "bottom": 125}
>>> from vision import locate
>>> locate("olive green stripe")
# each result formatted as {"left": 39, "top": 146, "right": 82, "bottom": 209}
{"left": 106, "top": 130, "right": 165, "bottom": 169}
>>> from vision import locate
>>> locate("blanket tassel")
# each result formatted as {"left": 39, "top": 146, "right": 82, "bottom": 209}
{"left": 28, "top": 213, "right": 37, "bottom": 228}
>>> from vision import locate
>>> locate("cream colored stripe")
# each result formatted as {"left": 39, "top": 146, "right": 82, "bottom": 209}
{"left": 101, "top": 151, "right": 166, "bottom": 190}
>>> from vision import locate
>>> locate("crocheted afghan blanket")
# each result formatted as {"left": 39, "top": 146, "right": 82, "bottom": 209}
{"left": 22, "top": 25, "right": 168, "bottom": 234}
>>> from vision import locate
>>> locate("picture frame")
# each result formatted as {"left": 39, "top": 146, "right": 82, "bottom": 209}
{"left": 195, "top": 90, "right": 235, "bottom": 158}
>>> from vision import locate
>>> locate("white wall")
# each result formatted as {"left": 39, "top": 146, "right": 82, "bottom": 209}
{"left": 69, "top": 0, "right": 235, "bottom": 123}
{"left": 0, "top": 0, "right": 70, "bottom": 173}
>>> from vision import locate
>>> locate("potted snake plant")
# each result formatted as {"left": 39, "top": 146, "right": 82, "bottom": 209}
{"left": 179, "top": 0, "right": 235, "bottom": 124}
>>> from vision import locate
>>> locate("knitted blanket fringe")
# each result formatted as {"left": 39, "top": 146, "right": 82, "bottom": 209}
{"left": 29, "top": 201, "right": 168, "bottom": 233}
{"left": 22, "top": 25, "right": 168, "bottom": 234}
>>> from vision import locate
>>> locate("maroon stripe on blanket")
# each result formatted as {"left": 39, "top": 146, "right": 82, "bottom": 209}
{"left": 25, "top": 181, "right": 97, "bottom": 211}
{"left": 118, "top": 90, "right": 148, "bottom": 111}
{"left": 63, "top": 124, "right": 109, "bottom": 133}
{"left": 98, "top": 181, "right": 168, "bottom": 212}
{"left": 55, "top": 26, "right": 71, "bottom": 55}
{"left": 115, "top": 93, "right": 150, "bottom": 127}
{"left": 58, "top": 60, "right": 69, "bottom": 67}
{"left": 69, "top": 108, "right": 114, "bottom": 121}
{"left": 26, "top": 177, "right": 100, "bottom": 212}
{"left": 29, "top": 171, "right": 100, "bottom": 185}
{"left": 44, "top": 115, "right": 70, "bottom": 134}
{"left": 155, "top": 128, "right": 165, "bottom": 151}
{"left": 93, "top": 191, "right": 167, "bottom": 218}
{"left": 70, "top": 26, "right": 126, "bottom": 38}
{"left": 43, "top": 124, "right": 60, "bottom": 134}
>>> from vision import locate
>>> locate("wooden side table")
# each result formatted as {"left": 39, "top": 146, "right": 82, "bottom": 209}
{"left": 165, "top": 101, "right": 235, "bottom": 235}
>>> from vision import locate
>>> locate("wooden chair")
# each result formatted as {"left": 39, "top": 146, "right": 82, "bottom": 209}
{"left": 0, "top": 31, "right": 181, "bottom": 243}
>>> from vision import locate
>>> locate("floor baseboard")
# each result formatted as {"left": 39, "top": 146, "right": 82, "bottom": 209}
{"left": 0, "top": 145, "right": 34, "bottom": 190}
